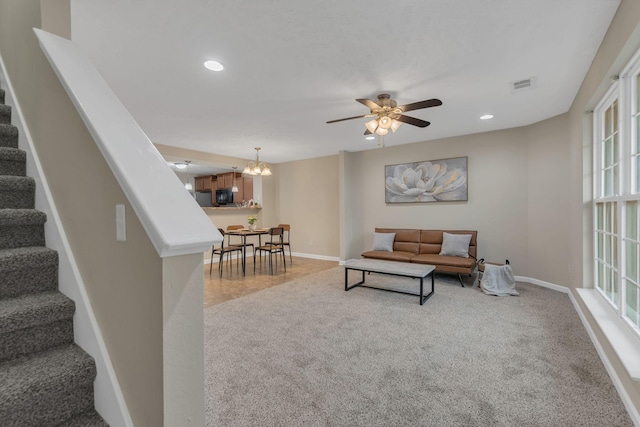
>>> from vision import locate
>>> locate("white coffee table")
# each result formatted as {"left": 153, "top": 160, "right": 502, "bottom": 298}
{"left": 344, "top": 259, "right": 436, "bottom": 305}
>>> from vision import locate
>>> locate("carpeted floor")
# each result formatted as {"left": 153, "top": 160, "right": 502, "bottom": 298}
{"left": 204, "top": 267, "right": 633, "bottom": 426}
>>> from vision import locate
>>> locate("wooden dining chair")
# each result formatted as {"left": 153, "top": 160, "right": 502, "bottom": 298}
{"left": 210, "top": 228, "right": 243, "bottom": 277}
{"left": 263, "top": 223, "right": 292, "bottom": 263}
{"left": 278, "top": 224, "right": 292, "bottom": 263}
{"left": 254, "top": 227, "right": 286, "bottom": 274}
{"left": 227, "top": 224, "right": 255, "bottom": 255}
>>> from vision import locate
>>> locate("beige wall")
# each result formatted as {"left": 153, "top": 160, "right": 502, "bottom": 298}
{"left": 0, "top": 1, "right": 164, "bottom": 424}
{"left": 341, "top": 128, "right": 531, "bottom": 272}
{"left": 525, "top": 114, "right": 571, "bottom": 285}
{"left": 275, "top": 155, "right": 340, "bottom": 258}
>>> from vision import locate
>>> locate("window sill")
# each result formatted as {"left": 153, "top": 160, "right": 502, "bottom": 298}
{"left": 577, "top": 288, "right": 640, "bottom": 381}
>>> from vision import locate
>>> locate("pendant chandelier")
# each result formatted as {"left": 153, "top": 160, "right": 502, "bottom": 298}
{"left": 231, "top": 167, "right": 239, "bottom": 192}
{"left": 242, "top": 147, "right": 272, "bottom": 176}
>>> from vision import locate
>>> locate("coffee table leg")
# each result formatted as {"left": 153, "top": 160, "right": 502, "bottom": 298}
{"left": 420, "top": 271, "right": 435, "bottom": 304}
{"left": 345, "top": 268, "right": 366, "bottom": 291}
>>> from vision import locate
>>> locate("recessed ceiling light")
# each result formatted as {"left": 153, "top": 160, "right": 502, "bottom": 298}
{"left": 204, "top": 60, "right": 224, "bottom": 71}
{"left": 365, "top": 136, "right": 375, "bottom": 140}
{"left": 480, "top": 114, "right": 494, "bottom": 120}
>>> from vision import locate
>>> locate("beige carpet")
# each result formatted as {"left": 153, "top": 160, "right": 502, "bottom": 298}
{"left": 204, "top": 267, "right": 633, "bottom": 426}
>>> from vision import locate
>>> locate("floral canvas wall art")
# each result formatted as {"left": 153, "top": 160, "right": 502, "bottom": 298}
{"left": 385, "top": 157, "right": 468, "bottom": 203}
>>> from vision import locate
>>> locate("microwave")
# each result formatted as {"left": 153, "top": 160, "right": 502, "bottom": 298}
{"left": 215, "top": 188, "right": 233, "bottom": 205}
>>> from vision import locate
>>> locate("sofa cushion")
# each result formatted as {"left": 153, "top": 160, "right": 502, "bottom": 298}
{"left": 439, "top": 232, "right": 472, "bottom": 258}
{"left": 372, "top": 232, "right": 395, "bottom": 252}
{"left": 375, "top": 228, "right": 420, "bottom": 254}
{"left": 411, "top": 253, "right": 476, "bottom": 268}
{"left": 361, "top": 250, "right": 416, "bottom": 262}
{"left": 419, "top": 230, "right": 477, "bottom": 259}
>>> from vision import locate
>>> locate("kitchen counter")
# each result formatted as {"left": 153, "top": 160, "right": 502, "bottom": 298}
{"left": 202, "top": 206, "right": 262, "bottom": 211}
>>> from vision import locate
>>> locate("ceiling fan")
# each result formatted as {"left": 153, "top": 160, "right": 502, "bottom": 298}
{"left": 327, "top": 94, "right": 443, "bottom": 136}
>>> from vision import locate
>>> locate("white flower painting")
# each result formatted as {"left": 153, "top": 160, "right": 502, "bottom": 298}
{"left": 385, "top": 157, "right": 468, "bottom": 203}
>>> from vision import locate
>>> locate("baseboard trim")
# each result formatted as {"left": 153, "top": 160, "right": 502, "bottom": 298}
{"left": 205, "top": 251, "right": 340, "bottom": 264}
{"left": 515, "top": 276, "right": 640, "bottom": 426}
{"left": 290, "top": 252, "right": 340, "bottom": 262}
{"left": 0, "top": 55, "right": 132, "bottom": 427}
{"left": 514, "top": 275, "right": 570, "bottom": 294}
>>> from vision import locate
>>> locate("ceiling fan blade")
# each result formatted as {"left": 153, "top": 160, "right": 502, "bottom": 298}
{"left": 326, "top": 114, "right": 369, "bottom": 124}
{"left": 356, "top": 98, "right": 380, "bottom": 111}
{"left": 397, "top": 98, "right": 442, "bottom": 113}
{"left": 396, "top": 114, "right": 431, "bottom": 128}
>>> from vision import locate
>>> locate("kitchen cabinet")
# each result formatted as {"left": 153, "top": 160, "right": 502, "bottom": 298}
{"left": 216, "top": 172, "right": 232, "bottom": 189}
{"left": 243, "top": 176, "right": 253, "bottom": 202}
{"left": 194, "top": 176, "right": 203, "bottom": 192}
{"left": 194, "top": 175, "right": 214, "bottom": 192}
{"left": 217, "top": 172, "right": 242, "bottom": 190}
{"left": 233, "top": 176, "right": 253, "bottom": 204}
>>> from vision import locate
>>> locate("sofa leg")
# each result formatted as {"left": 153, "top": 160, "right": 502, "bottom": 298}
{"left": 457, "top": 273, "right": 465, "bottom": 287}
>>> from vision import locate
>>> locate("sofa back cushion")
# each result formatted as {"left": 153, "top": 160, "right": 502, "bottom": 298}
{"left": 375, "top": 228, "right": 420, "bottom": 254}
{"left": 419, "top": 230, "right": 477, "bottom": 258}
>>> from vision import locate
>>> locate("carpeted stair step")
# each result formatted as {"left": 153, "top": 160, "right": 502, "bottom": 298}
{"left": 0, "top": 291, "right": 74, "bottom": 362}
{"left": 0, "top": 209, "right": 46, "bottom": 250}
{"left": 0, "top": 344, "right": 97, "bottom": 426}
{"left": 0, "top": 175, "right": 34, "bottom": 209}
{"left": 0, "top": 147, "right": 26, "bottom": 176}
{"left": 0, "top": 247, "right": 58, "bottom": 299}
{"left": 0, "top": 124, "right": 19, "bottom": 149}
{"left": 0, "top": 104, "right": 10, "bottom": 125}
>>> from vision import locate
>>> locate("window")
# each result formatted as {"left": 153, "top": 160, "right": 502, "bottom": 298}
{"left": 593, "top": 53, "right": 640, "bottom": 336}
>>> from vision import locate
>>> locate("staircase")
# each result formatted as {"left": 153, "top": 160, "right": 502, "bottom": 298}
{"left": 0, "top": 87, "right": 108, "bottom": 426}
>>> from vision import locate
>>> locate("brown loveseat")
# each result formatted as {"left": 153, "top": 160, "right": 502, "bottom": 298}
{"left": 361, "top": 228, "right": 478, "bottom": 286}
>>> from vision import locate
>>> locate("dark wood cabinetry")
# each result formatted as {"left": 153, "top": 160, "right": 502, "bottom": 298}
{"left": 216, "top": 172, "right": 242, "bottom": 190}
{"left": 234, "top": 176, "right": 253, "bottom": 203}
{"left": 194, "top": 175, "right": 214, "bottom": 192}
{"left": 194, "top": 172, "right": 250, "bottom": 205}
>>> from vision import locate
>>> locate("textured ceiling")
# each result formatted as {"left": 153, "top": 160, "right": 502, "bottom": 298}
{"left": 70, "top": 0, "right": 620, "bottom": 165}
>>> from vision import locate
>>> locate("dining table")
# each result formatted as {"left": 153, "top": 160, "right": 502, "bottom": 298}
{"left": 226, "top": 228, "right": 271, "bottom": 275}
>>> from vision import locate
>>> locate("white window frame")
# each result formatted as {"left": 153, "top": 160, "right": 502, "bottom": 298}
{"left": 593, "top": 48, "right": 640, "bottom": 339}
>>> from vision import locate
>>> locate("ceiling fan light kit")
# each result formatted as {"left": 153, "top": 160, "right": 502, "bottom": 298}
{"left": 327, "top": 93, "right": 442, "bottom": 139}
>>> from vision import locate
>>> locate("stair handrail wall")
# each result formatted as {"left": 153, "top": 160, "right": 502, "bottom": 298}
{"left": 33, "top": 28, "right": 221, "bottom": 258}
{"left": 1, "top": 26, "right": 222, "bottom": 425}
{"left": 0, "top": 53, "right": 132, "bottom": 426}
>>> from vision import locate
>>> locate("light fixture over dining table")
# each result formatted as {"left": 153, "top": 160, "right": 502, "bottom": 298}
{"left": 243, "top": 147, "right": 272, "bottom": 176}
